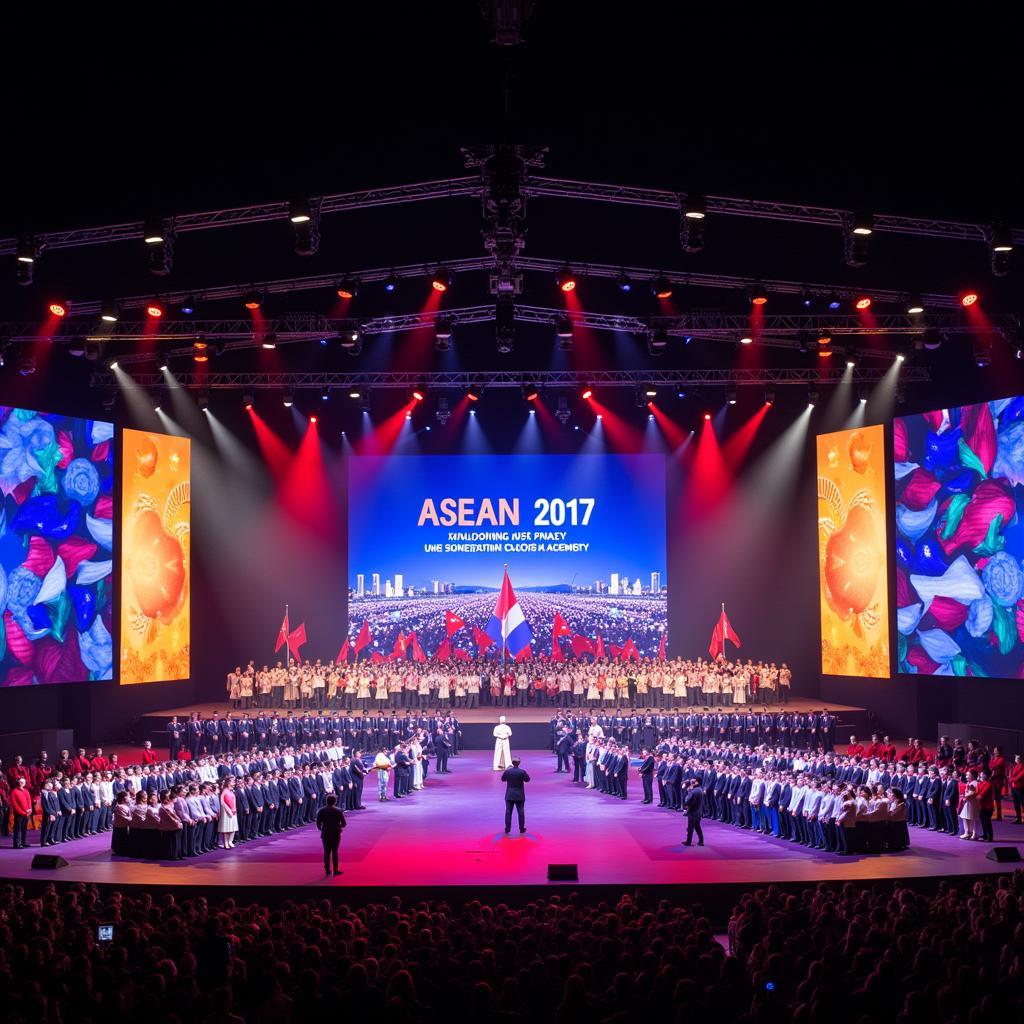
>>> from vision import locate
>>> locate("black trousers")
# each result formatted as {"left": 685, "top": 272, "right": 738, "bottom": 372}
{"left": 685, "top": 816, "right": 704, "bottom": 845}
{"left": 505, "top": 798, "right": 525, "bottom": 832}
{"left": 322, "top": 837, "right": 340, "bottom": 873}
{"left": 642, "top": 774, "right": 653, "bottom": 802}
{"left": 13, "top": 814, "right": 29, "bottom": 848}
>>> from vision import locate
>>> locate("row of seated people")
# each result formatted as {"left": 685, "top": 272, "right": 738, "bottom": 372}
{"left": 1, "top": 875, "right": 1021, "bottom": 1022}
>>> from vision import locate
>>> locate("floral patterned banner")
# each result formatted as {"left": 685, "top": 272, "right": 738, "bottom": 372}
{"left": 120, "top": 429, "right": 190, "bottom": 684}
{"left": 817, "top": 425, "right": 891, "bottom": 678}
{"left": 0, "top": 407, "right": 114, "bottom": 685}
{"left": 894, "top": 398, "right": 1024, "bottom": 677}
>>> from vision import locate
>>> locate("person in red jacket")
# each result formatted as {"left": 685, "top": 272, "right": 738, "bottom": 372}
{"left": 91, "top": 748, "right": 111, "bottom": 771}
{"left": 140, "top": 741, "right": 159, "bottom": 765}
{"left": 7, "top": 756, "right": 30, "bottom": 791}
{"left": 10, "top": 778, "right": 33, "bottom": 849}
{"left": 898, "top": 739, "right": 916, "bottom": 763}
{"left": 1009, "top": 754, "right": 1024, "bottom": 824}
{"left": 71, "top": 749, "right": 92, "bottom": 775}
{"left": 976, "top": 770, "right": 995, "bottom": 842}
{"left": 878, "top": 736, "right": 897, "bottom": 763}
{"left": 989, "top": 746, "right": 1007, "bottom": 821}
{"left": 908, "top": 740, "right": 928, "bottom": 765}
{"left": 29, "top": 752, "right": 52, "bottom": 794}
{"left": 0, "top": 765, "right": 9, "bottom": 838}
{"left": 864, "top": 734, "right": 882, "bottom": 759}
{"left": 847, "top": 735, "right": 864, "bottom": 758}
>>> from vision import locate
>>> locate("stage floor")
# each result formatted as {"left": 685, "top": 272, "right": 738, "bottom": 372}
{"left": 2, "top": 750, "right": 1019, "bottom": 892}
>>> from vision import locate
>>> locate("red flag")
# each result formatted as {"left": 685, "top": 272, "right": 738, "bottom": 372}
{"left": 594, "top": 633, "right": 606, "bottom": 660}
{"left": 514, "top": 645, "right": 532, "bottom": 662}
{"left": 336, "top": 639, "right": 351, "bottom": 663}
{"left": 445, "top": 610, "right": 465, "bottom": 637}
{"left": 552, "top": 612, "right": 572, "bottom": 638}
{"left": 370, "top": 651, "right": 385, "bottom": 665}
{"left": 275, "top": 611, "right": 289, "bottom": 653}
{"left": 551, "top": 639, "right": 565, "bottom": 662}
{"left": 709, "top": 605, "right": 742, "bottom": 659}
{"left": 658, "top": 633, "right": 667, "bottom": 661}
{"left": 622, "top": 637, "right": 640, "bottom": 663}
{"left": 436, "top": 638, "right": 451, "bottom": 661}
{"left": 473, "top": 624, "right": 495, "bottom": 653}
{"left": 454, "top": 648, "right": 470, "bottom": 662}
{"left": 286, "top": 623, "right": 307, "bottom": 660}
{"left": 353, "top": 619, "right": 372, "bottom": 657}
{"left": 409, "top": 631, "right": 427, "bottom": 664}
{"left": 393, "top": 631, "right": 408, "bottom": 659}
{"left": 609, "top": 643, "right": 622, "bottom": 661}
{"left": 571, "top": 634, "right": 595, "bottom": 659}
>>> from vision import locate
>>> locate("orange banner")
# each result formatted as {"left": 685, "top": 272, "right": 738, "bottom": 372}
{"left": 120, "top": 429, "right": 191, "bottom": 684}
{"left": 817, "top": 425, "right": 890, "bottom": 677}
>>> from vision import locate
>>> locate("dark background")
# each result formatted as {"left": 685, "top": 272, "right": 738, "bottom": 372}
{"left": 1, "top": 3, "right": 1021, "bottom": 744}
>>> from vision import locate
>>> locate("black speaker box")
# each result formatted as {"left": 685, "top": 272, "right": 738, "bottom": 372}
{"left": 30, "top": 854, "right": 69, "bottom": 870}
{"left": 986, "top": 847, "right": 1022, "bottom": 863}
{"left": 547, "top": 863, "right": 579, "bottom": 881}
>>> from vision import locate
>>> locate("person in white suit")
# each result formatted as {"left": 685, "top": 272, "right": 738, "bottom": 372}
{"left": 493, "top": 716, "right": 513, "bottom": 771}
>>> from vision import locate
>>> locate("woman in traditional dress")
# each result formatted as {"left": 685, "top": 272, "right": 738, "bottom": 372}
{"left": 357, "top": 669, "right": 371, "bottom": 711}
{"left": 239, "top": 669, "right": 254, "bottom": 710}
{"left": 959, "top": 780, "right": 979, "bottom": 840}
{"left": 227, "top": 668, "right": 241, "bottom": 710}
{"left": 312, "top": 666, "right": 325, "bottom": 709}
{"left": 374, "top": 671, "right": 389, "bottom": 710}
{"left": 634, "top": 666, "right": 648, "bottom": 708}
{"left": 410, "top": 734, "right": 424, "bottom": 789}
{"left": 601, "top": 667, "right": 615, "bottom": 709}
{"left": 586, "top": 670, "right": 600, "bottom": 708}
{"left": 438, "top": 671, "right": 451, "bottom": 710}
{"left": 218, "top": 777, "right": 238, "bottom": 849}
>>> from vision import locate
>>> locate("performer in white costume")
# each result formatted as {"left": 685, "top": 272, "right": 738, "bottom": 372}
{"left": 493, "top": 715, "right": 513, "bottom": 771}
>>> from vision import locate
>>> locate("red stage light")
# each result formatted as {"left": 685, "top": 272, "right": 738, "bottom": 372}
{"left": 243, "top": 290, "right": 262, "bottom": 310}
{"left": 854, "top": 295, "right": 872, "bottom": 310}
{"left": 412, "top": 388, "right": 425, "bottom": 402}
{"left": 48, "top": 302, "right": 67, "bottom": 317}
{"left": 431, "top": 269, "right": 451, "bottom": 293}
{"left": 146, "top": 302, "right": 164, "bottom": 318}
{"left": 580, "top": 385, "right": 594, "bottom": 400}
{"left": 961, "top": 290, "right": 980, "bottom": 307}
{"left": 818, "top": 347, "right": 833, "bottom": 358}
{"left": 309, "top": 415, "right": 318, "bottom": 424}
{"left": 749, "top": 285, "right": 768, "bottom": 306}
{"left": 336, "top": 280, "right": 358, "bottom": 300}
{"left": 556, "top": 266, "right": 577, "bottom": 292}
{"left": 703, "top": 412, "right": 711, "bottom": 421}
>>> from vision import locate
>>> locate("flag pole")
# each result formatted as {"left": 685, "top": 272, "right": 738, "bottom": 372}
{"left": 501, "top": 563, "right": 508, "bottom": 675}
{"left": 285, "top": 604, "right": 291, "bottom": 671}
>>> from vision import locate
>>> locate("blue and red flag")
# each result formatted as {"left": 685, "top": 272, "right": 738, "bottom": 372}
{"left": 485, "top": 568, "right": 533, "bottom": 658}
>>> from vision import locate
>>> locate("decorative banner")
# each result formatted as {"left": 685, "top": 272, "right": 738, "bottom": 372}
{"left": 894, "top": 397, "right": 1024, "bottom": 677}
{"left": 817, "top": 425, "right": 890, "bottom": 677}
{"left": 0, "top": 407, "right": 115, "bottom": 685}
{"left": 120, "top": 429, "right": 190, "bottom": 684}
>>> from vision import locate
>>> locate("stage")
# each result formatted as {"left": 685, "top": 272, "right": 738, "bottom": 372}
{"left": 139, "top": 698, "right": 873, "bottom": 751}
{"left": 2, "top": 750, "right": 1019, "bottom": 910}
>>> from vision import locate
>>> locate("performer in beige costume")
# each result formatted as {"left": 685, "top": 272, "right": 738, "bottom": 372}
{"left": 493, "top": 715, "right": 513, "bottom": 771}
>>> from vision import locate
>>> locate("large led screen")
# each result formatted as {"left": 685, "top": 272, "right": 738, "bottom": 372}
{"left": 0, "top": 407, "right": 114, "bottom": 685}
{"left": 347, "top": 454, "right": 667, "bottom": 659}
{"left": 120, "top": 429, "right": 191, "bottom": 684}
{"left": 894, "top": 397, "right": 1024, "bottom": 677}
{"left": 817, "top": 425, "right": 890, "bottom": 677}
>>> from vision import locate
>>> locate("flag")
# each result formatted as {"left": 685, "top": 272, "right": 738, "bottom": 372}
{"left": 708, "top": 604, "right": 742, "bottom": 660}
{"left": 473, "top": 624, "right": 495, "bottom": 654}
{"left": 409, "top": 631, "right": 427, "bottom": 664}
{"left": 286, "top": 623, "right": 307, "bottom": 660}
{"left": 658, "top": 633, "right": 667, "bottom": 661}
{"left": 622, "top": 637, "right": 640, "bottom": 663}
{"left": 336, "top": 639, "right": 350, "bottom": 663}
{"left": 609, "top": 643, "right": 622, "bottom": 661}
{"left": 454, "top": 648, "right": 470, "bottom": 662}
{"left": 484, "top": 569, "right": 533, "bottom": 658}
{"left": 370, "top": 651, "right": 385, "bottom": 665}
{"left": 445, "top": 610, "right": 465, "bottom": 637}
{"left": 551, "top": 638, "right": 565, "bottom": 662}
{"left": 275, "top": 611, "right": 289, "bottom": 653}
{"left": 436, "top": 638, "right": 451, "bottom": 661}
{"left": 514, "top": 645, "right": 532, "bottom": 662}
{"left": 571, "top": 634, "right": 595, "bottom": 659}
{"left": 353, "top": 619, "right": 372, "bottom": 657}
{"left": 594, "top": 633, "right": 606, "bottom": 660}
{"left": 393, "top": 631, "right": 408, "bottom": 660}
{"left": 551, "top": 612, "right": 571, "bottom": 662}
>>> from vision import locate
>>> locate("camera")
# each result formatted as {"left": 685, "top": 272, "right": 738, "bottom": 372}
{"left": 97, "top": 924, "right": 114, "bottom": 943}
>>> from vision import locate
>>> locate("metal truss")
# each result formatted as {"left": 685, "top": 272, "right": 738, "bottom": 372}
{"left": 90, "top": 365, "right": 931, "bottom": 391}
{"left": 4, "top": 173, "right": 1018, "bottom": 258}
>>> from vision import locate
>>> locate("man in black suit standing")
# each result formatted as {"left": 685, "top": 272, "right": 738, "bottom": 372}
{"left": 501, "top": 757, "right": 531, "bottom": 834}
{"left": 683, "top": 778, "right": 705, "bottom": 847}
{"left": 638, "top": 748, "right": 655, "bottom": 804}
{"left": 315, "top": 793, "right": 347, "bottom": 876}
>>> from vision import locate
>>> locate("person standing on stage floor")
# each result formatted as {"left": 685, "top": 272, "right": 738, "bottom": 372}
{"left": 493, "top": 715, "right": 513, "bottom": 771}
{"left": 315, "top": 793, "right": 347, "bottom": 877}
{"left": 373, "top": 748, "right": 392, "bottom": 801}
{"left": 501, "top": 757, "right": 530, "bottom": 834}
{"left": 683, "top": 778, "right": 705, "bottom": 847}
{"left": 637, "top": 748, "right": 655, "bottom": 804}
{"left": 10, "top": 777, "right": 33, "bottom": 849}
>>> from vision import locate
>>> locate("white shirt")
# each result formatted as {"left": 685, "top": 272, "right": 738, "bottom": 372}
{"left": 789, "top": 784, "right": 806, "bottom": 813}
{"left": 749, "top": 779, "right": 765, "bottom": 804}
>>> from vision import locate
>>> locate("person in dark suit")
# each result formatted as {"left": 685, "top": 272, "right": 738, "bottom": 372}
{"left": 434, "top": 730, "right": 451, "bottom": 774}
{"left": 167, "top": 717, "right": 182, "bottom": 760}
{"left": 315, "top": 793, "right": 347, "bottom": 876}
{"left": 638, "top": 748, "right": 655, "bottom": 804}
{"left": 554, "top": 730, "right": 572, "bottom": 773}
{"left": 683, "top": 779, "right": 705, "bottom": 847}
{"left": 501, "top": 757, "right": 531, "bottom": 834}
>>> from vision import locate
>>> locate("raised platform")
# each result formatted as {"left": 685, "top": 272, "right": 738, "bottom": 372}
{"left": 2, "top": 749, "right": 1018, "bottom": 913}
{"left": 139, "top": 698, "right": 872, "bottom": 751}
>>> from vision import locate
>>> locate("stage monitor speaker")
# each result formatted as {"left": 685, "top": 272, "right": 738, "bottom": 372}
{"left": 986, "top": 847, "right": 1022, "bottom": 863}
{"left": 30, "top": 854, "right": 69, "bottom": 870}
{"left": 547, "top": 863, "right": 579, "bottom": 881}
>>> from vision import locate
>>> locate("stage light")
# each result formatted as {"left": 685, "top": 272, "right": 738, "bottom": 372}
{"left": 647, "top": 328, "right": 669, "bottom": 357}
{"left": 348, "top": 389, "right": 361, "bottom": 399}
{"left": 854, "top": 295, "right": 872, "bottom": 310}
{"left": 383, "top": 272, "right": 399, "bottom": 293}
{"left": 262, "top": 333, "right": 277, "bottom": 349}
{"left": 68, "top": 337, "right": 86, "bottom": 358}
{"left": 991, "top": 222, "right": 1014, "bottom": 253}
{"left": 146, "top": 301, "right": 164, "bottom": 318}
{"left": 18, "top": 348, "right": 35, "bottom": 376}
{"left": 84, "top": 342, "right": 100, "bottom": 362}
{"left": 799, "top": 287, "right": 813, "bottom": 309}
{"left": 108, "top": 359, "right": 119, "bottom": 371}
{"left": 974, "top": 338, "right": 991, "bottom": 367}
{"left": 895, "top": 352, "right": 906, "bottom": 363}
{"left": 827, "top": 293, "right": 842, "bottom": 310}
{"left": 411, "top": 384, "right": 426, "bottom": 402}
{"left": 739, "top": 334, "right": 753, "bottom": 345}
{"left": 555, "top": 265, "right": 577, "bottom": 292}
{"left": 858, "top": 386, "right": 869, "bottom": 404}
{"left": 703, "top": 412, "right": 711, "bottom": 421}
{"left": 242, "top": 392, "right": 254, "bottom": 410}
{"left": 431, "top": 268, "right": 452, "bottom": 293}
{"left": 846, "top": 349, "right": 858, "bottom": 368}
{"left": 467, "top": 384, "right": 482, "bottom": 402}
{"left": 244, "top": 290, "right": 262, "bottom": 310}
{"left": 16, "top": 237, "right": 37, "bottom": 263}
{"left": 193, "top": 340, "right": 208, "bottom": 362}
{"left": 495, "top": 295, "right": 515, "bottom": 353}
{"left": 309, "top": 414, "right": 318, "bottom": 424}
{"left": 180, "top": 294, "right": 198, "bottom": 315}
{"left": 922, "top": 328, "right": 943, "bottom": 350}
{"left": 522, "top": 381, "right": 539, "bottom": 402}
{"left": 321, "top": 387, "right": 330, "bottom": 402}
{"left": 154, "top": 398, "right": 161, "bottom": 412}
{"left": 143, "top": 218, "right": 165, "bottom": 244}
{"left": 580, "top": 383, "right": 594, "bottom": 401}
{"left": 597, "top": 414, "right": 604, "bottom": 420}
{"left": 749, "top": 284, "right": 768, "bottom": 306}
{"left": 845, "top": 212, "right": 872, "bottom": 267}
{"left": 198, "top": 392, "right": 210, "bottom": 412}
{"left": 817, "top": 332, "right": 832, "bottom": 348}
{"left": 555, "top": 314, "right": 573, "bottom": 350}
{"left": 340, "top": 328, "right": 362, "bottom": 351}
{"left": 797, "top": 331, "right": 810, "bottom": 354}
{"left": 616, "top": 270, "right": 633, "bottom": 292}
{"left": 684, "top": 193, "right": 706, "bottom": 219}
{"left": 283, "top": 390, "right": 294, "bottom": 408}
{"left": 48, "top": 302, "right": 68, "bottom": 318}
{"left": 651, "top": 275, "right": 673, "bottom": 299}
{"left": 681, "top": 193, "right": 706, "bottom": 252}
{"left": 435, "top": 316, "right": 453, "bottom": 351}
{"left": 288, "top": 198, "right": 311, "bottom": 224}
{"left": 336, "top": 279, "right": 359, "bottom": 300}
{"left": 16, "top": 261, "right": 33, "bottom": 286}
{"left": 817, "top": 346, "right": 833, "bottom": 358}
{"left": 808, "top": 388, "right": 819, "bottom": 408}
{"left": 906, "top": 294, "right": 925, "bottom": 315}
{"left": 726, "top": 388, "right": 737, "bottom": 405}
{"left": 763, "top": 388, "right": 775, "bottom": 406}
{"left": 436, "top": 396, "right": 451, "bottom": 424}
{"left": 852, "top": 211, "right": 873, "bottom": 235}
{"left": 645, "top": 386, "right": 657, "bottom": 398}
{"left": 961, "top": 290, "right": 980, "bottom": 307}
{"left": 555, "top": 396, "right": 571, "bottom": 425}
